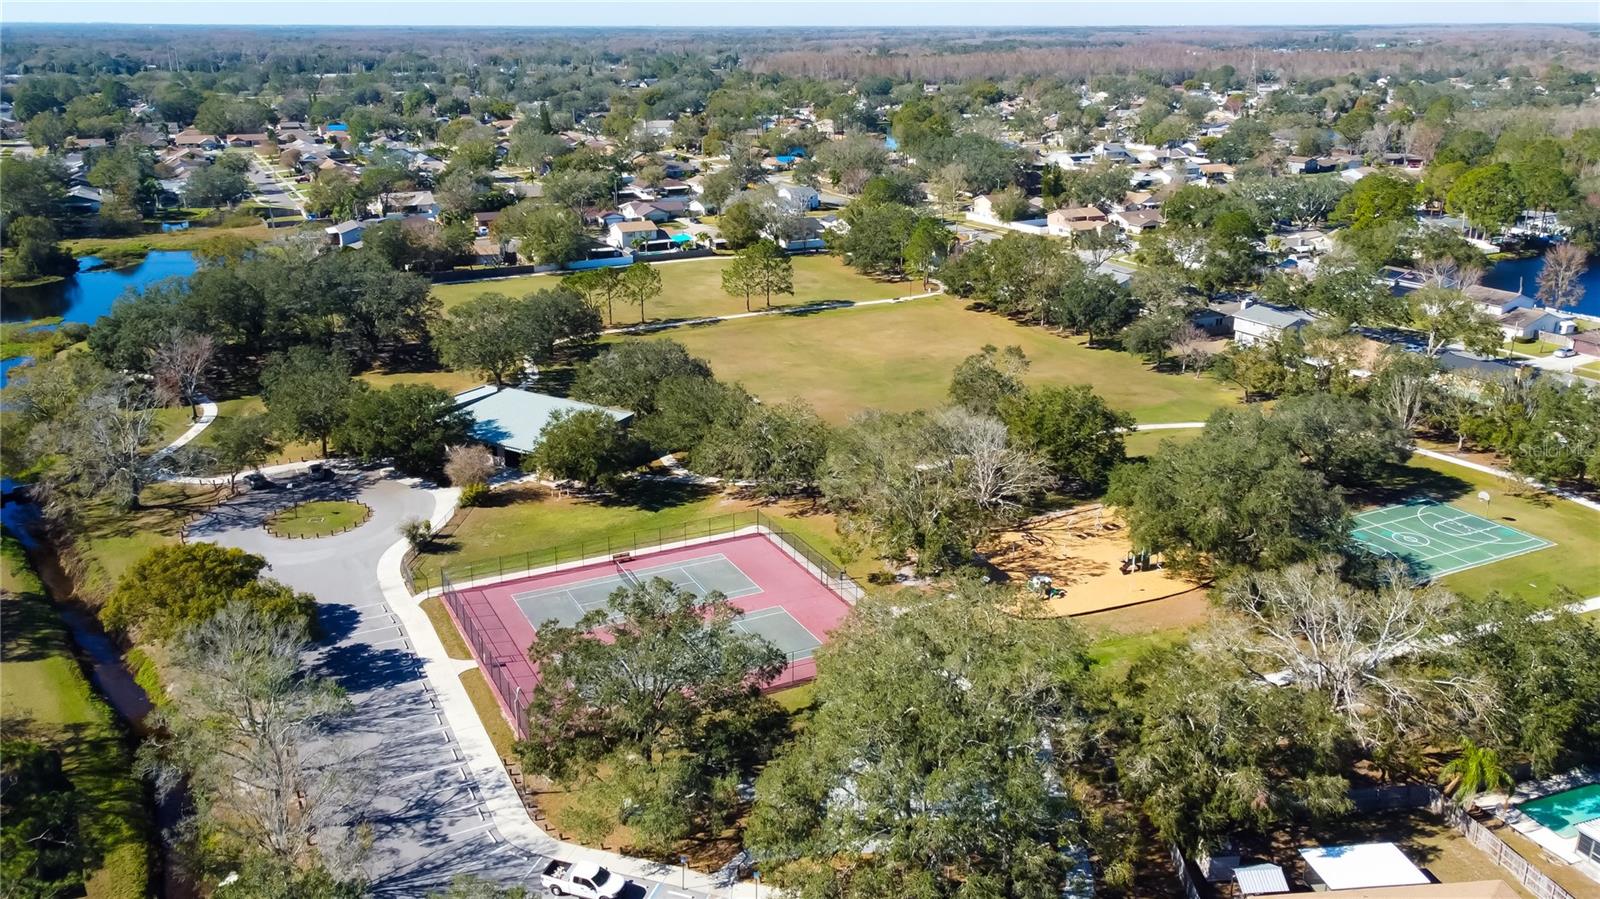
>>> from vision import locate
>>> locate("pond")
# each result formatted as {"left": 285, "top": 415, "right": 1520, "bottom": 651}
{"left": 2, "top": 250, "right": 199, "bottom": 325}
{"left": 1483, "top": 248, "right": 1600, "bottom": 317}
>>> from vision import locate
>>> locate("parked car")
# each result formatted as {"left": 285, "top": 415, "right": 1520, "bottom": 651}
{"left": 306, "top": 462, "right": 333, "bottom": 481}
{"left": 1553, "top": 347, "right": 1577, "bottom": 358}
{"left": 243, "top": 473, "right": 277, "bottom": 490}
{"left": 540, "top": 860, "right": 627, "bottom": 898}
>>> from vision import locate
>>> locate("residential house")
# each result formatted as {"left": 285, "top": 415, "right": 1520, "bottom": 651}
{"left": 775, "top": 183, "right": 820, "bottom": 211}
{"left": 62, "top": 185, "right": 103, "bottom": 215}
{"left": 472, "top": 210, "right": 502, "bottom": 236}
{"left": 1463, "top": 284, "right": 1534, "bottom": 317}
{"left": 173, "top": 128, "right": 222, "bottom": 150}
{"left": 325, "top": 220, "right": 364, "bottom": 248}
{"left": 767, "top": 216, "right": 828, "bottom": 252}
{"left": 1569, "top": 330, "right": 1600, "bottom": 359}
{"left": 226, "top": 133, "right": 268, "bottom": 147}
{"left": 607, "top": 220, "right": 663, "bottom": 250}
{"left": 368, "top": 190, "right": 440, "bottom": 219}
{"left": 1110, "top": 208, "right": 1165, "bottom": 235}
{"left": 1199, "top": 162, "right": 1236, "bottom": 183}
{"left": 618, "top": 201, "right": 673, "bottom": 223}
{"left": 1286, "top": 156, "right": 1327, "bottom": 175}
{"left": 1047, "top": 206, "right": 1109, "bottom": 238}
{"left": 1223, "top": 297, "right": 1317, "bottom": 345}
{"left": 581, "top": 207, "right": 626, "bottom": 229}
{"left": 1092, "top": 142, "right": 1136, "bottom": 164}
{"left": 1497, "top": 307, "right": 1570, "bottom": 341}
{"left": 1382, "top": 152, "right": 1427, "bottom": 169}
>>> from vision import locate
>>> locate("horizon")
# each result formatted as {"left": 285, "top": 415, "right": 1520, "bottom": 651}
{"left": 3, "top": 0, "right": 1596, "bottom": 29}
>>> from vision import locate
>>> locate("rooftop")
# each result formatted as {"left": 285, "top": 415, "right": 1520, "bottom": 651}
{"left": 1299, "top": 842, "right": 1429, "bottom": 891}
{"left": 453, "top": 385, "right": 632, "bottom": 455}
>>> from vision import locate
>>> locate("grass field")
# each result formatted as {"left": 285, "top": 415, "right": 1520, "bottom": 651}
{"left": 264, "top": 500, "right": 371, "bottom": 538}
{"left": 432, "top": 255, "right": 922, "bottom": 322}
{"left": 1, "top": 536, "right": 151, "bottom": 899}
{"left": 645, "top": 298, "right": 1241, "bottom": 424}
{"left": 69, "top": 482, "right": 222, "bottom": 600}
{"left": 410, "top": 480, "right": 864, "bottom": 590}
{"left": 1367, "top": 457, "right": 1600, "bottom": 601}
{"left": 61, "top": 220, "right": 271, "bottom": 264}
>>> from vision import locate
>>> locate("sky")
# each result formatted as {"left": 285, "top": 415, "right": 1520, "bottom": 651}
{"left": 2, "top": 0, "right": 1596, "bottom": 28}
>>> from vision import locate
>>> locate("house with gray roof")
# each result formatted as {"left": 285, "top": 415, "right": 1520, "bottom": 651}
{"left": 453, "top": 385, "right": 633, "bottom": 465}
{"left": 1223, "top": 297, "right": 1318, "bottom": 345}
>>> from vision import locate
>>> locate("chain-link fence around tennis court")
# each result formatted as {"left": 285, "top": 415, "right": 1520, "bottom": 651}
{"left": 407, "top": 509, "right": 864, "bottom": 604}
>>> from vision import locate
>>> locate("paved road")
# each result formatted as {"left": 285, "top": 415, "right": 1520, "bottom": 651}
{"left": 184, "top": 470, "right": 732, "bottom": 898}
{"left": 186, "top": 470, "right": 548, "bottom": 895}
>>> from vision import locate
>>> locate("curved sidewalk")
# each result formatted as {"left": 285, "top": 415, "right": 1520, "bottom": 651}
{"left": 150, "top": 397, "right": 218, "bottom": 460}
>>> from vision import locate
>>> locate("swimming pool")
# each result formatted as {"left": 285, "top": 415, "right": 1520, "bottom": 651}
{"left": 1519, "top": 783, "right": 1600, "bottom": 838}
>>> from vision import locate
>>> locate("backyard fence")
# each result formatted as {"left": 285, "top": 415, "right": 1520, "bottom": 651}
{"left": 408, "top": 510, "right": 864, "bottom": 603}
{"left": 1350, "top": 784, "right": 1578, "bottom": 899}
{"left": 1169, "top": 843, "right": 1203, "bottom": 899}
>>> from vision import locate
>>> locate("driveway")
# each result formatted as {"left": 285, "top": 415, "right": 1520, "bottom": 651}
{"left": 185, "top": 470, "right": 548, "bottom": 894}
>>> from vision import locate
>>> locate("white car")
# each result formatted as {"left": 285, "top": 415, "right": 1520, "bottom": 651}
{"left": 540, "top": 860, "right": 628, "bottom": 899}
{"left": 1553, "top": 347, "right": 1577, "bottom": 359}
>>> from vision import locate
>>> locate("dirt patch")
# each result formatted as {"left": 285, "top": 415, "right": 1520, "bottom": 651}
{"left": 982, "top": 505, "right": 1199, "bottom": 616}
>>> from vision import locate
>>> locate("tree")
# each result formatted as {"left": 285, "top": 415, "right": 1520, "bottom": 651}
{"left": 948, "top": 344, "right": 1029, "bottom": 416}
{"left": 208, "top": 413, "right": 280, "bottom": 490}
{"left": 829, "top": 201, "right": 920, "bottom": 277}
{"left": 101, "top": 543, "right": 315, "bottom": 642}
{"left": 149, "top": 330, "right": 215, "bottom": 419}
{"left": 1373, "top": 349, "right": 1438, "bottom": 434}
{"left": 1271, "top": 392, "right": 1410, "bottom": 486}
{"left": 570, "top": 340, "right": 712, "bottom": 414}
{"left": 520, "top": 578, "right": 786, "bottom": 849}
{"left": 430, "top": 292, "right": 530, "bottom": 387}
{"left": 1, "top": 216, "right": 75, "bottom": 284}
{"left": 1121, "top": 312, "right": 1184, "bottom": 367}
{"left": 634, "top": 375, "right": 751, "bottom": 456}
{"left": 495, "top": 202, "right": 585, "bottom": 265}
{"left": 1, "top": 738, "right": 84, "bottom": 898}
{"left": 902, "top": 217, "right": 953, "bottom": 289}
{"left": 696, "top": 401, "right": 829, "bottom": 496}
{"left": 1117, "top": 645, "right": 1351, "bottom": 853}
{"left": 1108, "top": 407, "right": 1350, "bottom": 579}
{"left": 1438, "top": 738, "right": 1514, "bottom": 805}
{"left": 1214, "top": 558, "right": 1487, "bottom": 754}
{"left": 1446, "top": 163, "right": 1523, "bottom": 237}
{"left": 444, "top": 444, "right": 497, "bottom": 489}
{"left": 720, "top": 252, "right": 759, "bottom": 312}
{"left": 822, "top": 408, "right": 1050, "bottom": 573}
{"left": 1535, "top": 242, "right": 1589, "bottom": 312}
{"left": 1407, "top": 286, "right": 1501, "bottom": 356}
{"left": 33, "top": 378, "right": 163, "bottom": 513}
{"left": 618, "top": 261, "right": 663, "bottom": 323}
{"left": 261, "top": 347, "right": 356, "bottom": 458}
{"left": 1052, "top": 268, "right": 1139, "bottom": 344}
{"left": 744, "top": 239, "right": 794, "bottom": 308}
{"left": 332, "top": 384, "right": 472, "bottom": 477}
{"left": 716, "top": 200, "right": 764, "bottom": 250}
{"left": 748, "top": 583, "right": 1093, "bottom": 899}
{"left": 523, "top": 408, "right": 633, "bottom": 490}
{"left": 183, "top": 164, "right": 251, "bottom": 208}
{"left": 141, "top": 603, "right": 364, "bottom": 876}
{"left": 564, "top": 266, "right": 626, "bottom": 325}
{"left": 1001, "top": 385, "right": 1133, "bottom": 493}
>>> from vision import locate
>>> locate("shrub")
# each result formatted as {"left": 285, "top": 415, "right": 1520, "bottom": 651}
{"left": 458, "top": 482, "right": 490, "bottom": 508}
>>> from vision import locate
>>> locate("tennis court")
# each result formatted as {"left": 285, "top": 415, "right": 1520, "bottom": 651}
{"left": 1351, "top": 500, "right": 1553, "bottom": 581}
{"left": 437, "top": 532, "right": 855, "bottom": 736}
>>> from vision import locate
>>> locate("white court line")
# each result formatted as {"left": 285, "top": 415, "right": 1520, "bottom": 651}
{"left": 735, "top": 606, "right": 824, "bottom": 651}
{"left": 509, "top": 552, "right": 738, "bottom": 601}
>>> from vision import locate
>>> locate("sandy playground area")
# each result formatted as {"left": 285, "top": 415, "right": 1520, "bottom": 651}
{"left": 981, "top": 504, "right": 1199, "bottom": 616}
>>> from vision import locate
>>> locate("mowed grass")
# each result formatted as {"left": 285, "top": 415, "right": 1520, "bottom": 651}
{"left": 432, "top": 255, "right": 922, "bottom": 323}
{"left": 1, "top": 536, "right": 151, "bottom": 899}
{"left": 69, "top": 482, "right": 223, "bottom": 600}
{"left": 265, "top": 500, "right": 371, "bottom": 538}
{"left": 410, "top": 480, "right": 863, "bottom": 590}
{"left": 647, "top": 298, "right": 1242, "bottom": 424}
{"left": 61, "top": 220, "right": 271, "bottom": 262}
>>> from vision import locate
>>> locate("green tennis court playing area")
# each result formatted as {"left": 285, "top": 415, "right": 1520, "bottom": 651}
{"left": 1351, "top": 500, "right": 1554, "bottom": 582}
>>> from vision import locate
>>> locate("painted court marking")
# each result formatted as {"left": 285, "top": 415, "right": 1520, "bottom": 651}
{"left": 511, "top": 553, "right": 763, "bottom": 628}
{"left": 1351, "top": 500, "right": 1554, "bottom": 580}
{"left": 731, "top": 606, "right": 824, "bottom": 660}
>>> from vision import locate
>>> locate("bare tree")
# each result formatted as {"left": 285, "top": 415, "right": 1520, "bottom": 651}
{"left": 1170, "top": 323, "right": 1212, "bottom": 375}
{"left": 935, "top": 407, "right": 1052, "bottom": 518}
{"left": 142, "top": 603, "right": 369, "bottom": 871}
{"left": 37, "top": 382, "right": 163, "bottom": 512}
{"left": 1209, "top": 558, "right": 1496, "bottom": 751}
{"left": 150, "top": 330, "right": 216, "bottom": 420}
{"left": 1536, "top": 243, "right": 1588, "bottom": 312}
{"left": 444, "top": 444, "right": 497, "bottom": 488}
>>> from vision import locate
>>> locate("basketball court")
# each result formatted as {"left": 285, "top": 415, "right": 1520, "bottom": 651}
{"left": 1351, "top": 499, "right": 1553, "bottom": 581}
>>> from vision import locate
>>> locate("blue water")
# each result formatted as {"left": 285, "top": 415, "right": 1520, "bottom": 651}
{"left": 2, "top": 250, "right": 199, "bottom": 325}
{"left": 1518, "top": 783, "right": 1600, "bottom": 839}
{"left": 1483, "top": 250, "right": 1600, "bottom": 317}
{"left": 0, "top": 356, "right": 31, "bottom": 389}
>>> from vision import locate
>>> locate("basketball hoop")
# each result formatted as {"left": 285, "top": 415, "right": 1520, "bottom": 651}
{"left": 1477, "top": 491, "right": 1491, "bottom": 506}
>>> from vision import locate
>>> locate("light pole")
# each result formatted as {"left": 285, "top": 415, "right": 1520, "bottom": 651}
{"left": 679, "top": 854, "right": 688, "bottom": 889}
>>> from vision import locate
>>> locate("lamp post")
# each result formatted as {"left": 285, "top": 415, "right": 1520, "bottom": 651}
{"left": 679, "top": 855, "right": 688, "bottom": 889}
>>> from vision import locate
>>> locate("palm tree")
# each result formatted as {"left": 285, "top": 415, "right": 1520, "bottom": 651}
{"left": 1438, "top": 737, "right": 1514, "bottom": 805}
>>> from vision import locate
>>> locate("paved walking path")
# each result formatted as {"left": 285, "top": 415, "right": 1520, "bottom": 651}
{"left": 598, "top": 281, "right": 945, "bottom": 337}
{"left": 1413, "top": 447, "right": 1600, "bottom": 514}
{"left": 150, "top": 397, "right": 218, "bottom": 460}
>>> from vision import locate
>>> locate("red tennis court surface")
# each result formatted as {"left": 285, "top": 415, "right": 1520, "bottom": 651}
{"left": 439, "top": 531, "right": 856, "bottom": 737}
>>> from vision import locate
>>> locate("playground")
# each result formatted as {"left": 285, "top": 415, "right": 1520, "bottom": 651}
{"left": 980, "top": 505, "right": 1198, "bottom": 617}
{"left": 1350, "top": 499, "right": 1554, "bottom": 582}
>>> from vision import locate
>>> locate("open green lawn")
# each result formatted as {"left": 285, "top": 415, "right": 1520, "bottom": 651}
{"left": 432, "top": 255, "right": 923, "bottom": 322}
{"left": 1, "top": 536, "right": 151, "bottom": 899}
{"left": 642, "top": 297, "right": 1241, "bottom": 424}
{"left": 410, "top": 479, "right": 864, "bottom": 591}
{"left": 1122, "top": 425, "right": 1204, "bottom": 459}
{"left": 265, "top": 500, "right": 371, "bottom": 538}
{"left": 61, "top": 220, "right": 271, "bottom": 264}
{"left": 1362, "top": 456, "right": 1600, "bottom": 602}
{"left": 70, "top": 483, "right": 223, "bottom": 600}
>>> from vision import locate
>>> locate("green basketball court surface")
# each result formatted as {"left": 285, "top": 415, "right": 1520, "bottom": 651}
{"left": 1350, "top": 500, "right": 1554, "bottom": 582}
